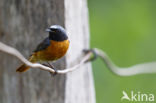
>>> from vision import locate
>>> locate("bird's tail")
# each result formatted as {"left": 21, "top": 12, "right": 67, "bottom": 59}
{"left": 16, "top": 64, "right": 30, "bottom": 72}
{"left": 16, "top": 55, "right": 36, "bottom": 72}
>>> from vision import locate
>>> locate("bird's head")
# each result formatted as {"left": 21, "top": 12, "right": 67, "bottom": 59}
{"left": 46, "top": 25, "right": 68, "bottom": 41}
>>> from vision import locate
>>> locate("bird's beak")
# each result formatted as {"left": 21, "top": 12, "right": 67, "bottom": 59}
{"left": 46, "top": 28, "right": 51, "bottom": 32}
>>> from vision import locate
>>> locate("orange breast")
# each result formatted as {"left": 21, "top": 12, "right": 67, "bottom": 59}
{"left": 36, "top": 40, "right": 69, "bottom": 61}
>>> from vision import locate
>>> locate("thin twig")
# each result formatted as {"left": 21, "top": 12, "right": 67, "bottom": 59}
{"left": 94, "top": 48, "right": 156, "bottom": 76}
{"left": 57, "top": 52, "right": 91, "bottom": 74}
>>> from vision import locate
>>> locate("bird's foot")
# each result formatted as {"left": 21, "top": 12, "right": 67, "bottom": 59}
{"left": 42, "top": 63, "right": 58, "bottom": 77}
{"left": 50, "top": 68, "right": 58, "bottom": 77}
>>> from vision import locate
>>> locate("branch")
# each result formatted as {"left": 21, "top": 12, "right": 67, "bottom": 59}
{"left": 0, "top": 42, "right": 91, "bottom": 74}
{"left": 1, "top": 41, "right": 156, "bottom": 76}
{"left": 94, "top": 48, "right": 156, "bottom": 76}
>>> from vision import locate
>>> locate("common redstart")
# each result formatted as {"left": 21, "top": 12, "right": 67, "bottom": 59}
{"left": 16, "top": 25, "right": 69, "bottom": 72}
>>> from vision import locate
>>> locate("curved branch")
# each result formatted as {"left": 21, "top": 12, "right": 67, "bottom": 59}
{"left": 0, "top": 42, "right": 91, "bottom": 74}
{"left": 1, "top": 41, "right": 156, "bottom": 76}
{"left": 94, "top": 48, "right": 156, "bottom": 76}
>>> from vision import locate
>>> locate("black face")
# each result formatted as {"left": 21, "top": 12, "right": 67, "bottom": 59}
{"left": 46, "top": 25, "right": 68, "bottom": 41}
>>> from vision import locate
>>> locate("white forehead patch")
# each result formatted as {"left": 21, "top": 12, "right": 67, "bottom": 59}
{"left": 50, "top": 25, "right": 58, "bottom": 29}
{"left": 50, "top": 25, "right": 66, "bottom": 32}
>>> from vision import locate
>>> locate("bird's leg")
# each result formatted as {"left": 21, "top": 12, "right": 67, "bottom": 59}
{"left": 47, "top": 62, "right": 58, "bottom": 76}
{"left": 42, "top": 63, "right": 49, "bottom": 67}
{"left": 47, "top": 62, "right": 54, "bottom": 68}
{"left": 42, "top": 62, "right": 58, "bottom": 76}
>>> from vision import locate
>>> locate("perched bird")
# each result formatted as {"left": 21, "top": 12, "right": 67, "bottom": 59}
{"left": 16, "top": 25, "right": 69, "bottom": 73}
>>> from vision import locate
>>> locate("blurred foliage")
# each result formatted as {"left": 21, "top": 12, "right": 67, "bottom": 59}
{"left": 88, "top": 0, "right": 156, "bottom": 103}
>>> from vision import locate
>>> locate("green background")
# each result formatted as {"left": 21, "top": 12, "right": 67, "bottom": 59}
{"left": 88, "top": 0, "right": 156, "bottom": 103}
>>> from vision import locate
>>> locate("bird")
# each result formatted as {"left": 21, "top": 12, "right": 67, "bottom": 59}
{"left": 16, "top": 25, "right": 70, "bottom": 73}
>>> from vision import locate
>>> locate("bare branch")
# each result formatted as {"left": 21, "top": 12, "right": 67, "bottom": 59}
{"left": 0, "top": 42, "right": 91, "bottom": 74}
{"left": 94, "top": 48, "right": 156, "bottom": 76}
{"left": 1, "top": 41, "right": 156, "bottom": 76}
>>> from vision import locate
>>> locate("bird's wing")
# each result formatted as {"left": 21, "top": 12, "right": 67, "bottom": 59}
{"left": 34, "top": 37, "right": 50, "bottom": 52}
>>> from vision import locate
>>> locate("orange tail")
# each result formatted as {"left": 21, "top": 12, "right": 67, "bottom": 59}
{"left": 16, "top": 64, "right": 30, "bottom": 72}
{"left": 16, "top": 54, "right": 36, "bottom": 72}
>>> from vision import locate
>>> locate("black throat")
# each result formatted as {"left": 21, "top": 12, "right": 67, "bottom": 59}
{"left": 49, "top": 32, "right": 68, "bottom": 41}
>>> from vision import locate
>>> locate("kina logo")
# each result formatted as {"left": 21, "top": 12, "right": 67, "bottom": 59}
{"left": 121, "top": 90, "right": 154, "bottom": 102}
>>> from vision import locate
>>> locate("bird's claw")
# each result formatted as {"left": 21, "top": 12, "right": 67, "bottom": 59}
{"left": 42, "top": 63, "right": 58, "bottom": 76}
{"left": 50, "top": 68, "right": 58, "bottom": 76}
